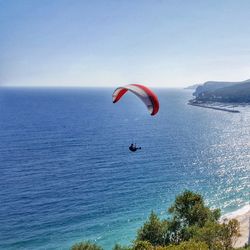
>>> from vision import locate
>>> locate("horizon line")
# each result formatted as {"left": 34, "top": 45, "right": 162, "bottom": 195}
{"left": 0, "top": 85, "right": 187, "bottom": 89}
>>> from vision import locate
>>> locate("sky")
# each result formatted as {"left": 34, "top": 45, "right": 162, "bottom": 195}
{"left": 1, "top": 0, "right": 250, "bottom": 88}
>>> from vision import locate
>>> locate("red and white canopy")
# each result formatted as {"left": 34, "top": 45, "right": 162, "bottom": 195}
{"left": 112, "top": 84, "right": 159, "bottom": 116}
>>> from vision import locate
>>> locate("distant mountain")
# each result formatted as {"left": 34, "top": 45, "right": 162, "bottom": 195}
{"left": 193, "top": 81, "right": 238, "bottom": 97}
{"left": 193, "top": 79, "right": 250, "bottom": 103}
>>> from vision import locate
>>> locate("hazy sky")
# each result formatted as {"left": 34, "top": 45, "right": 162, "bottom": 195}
{"left": 1, "top": 0, "right": 250, "bottom": 88}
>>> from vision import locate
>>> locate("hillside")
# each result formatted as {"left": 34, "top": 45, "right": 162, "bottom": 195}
{"left": 193, "top": 80, "right": 250, "bottom": 103}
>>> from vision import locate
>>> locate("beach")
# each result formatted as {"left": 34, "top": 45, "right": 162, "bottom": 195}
{"left": 221, "top": 205, "right": 250, "bottom": 248}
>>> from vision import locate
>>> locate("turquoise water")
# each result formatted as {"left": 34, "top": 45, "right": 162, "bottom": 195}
{"left": 0, "top": 88, "right": 249, "bottom": 249}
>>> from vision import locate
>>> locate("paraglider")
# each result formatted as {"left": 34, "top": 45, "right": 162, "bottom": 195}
{"left": 112, "top": 84, "right": 159, "bottom": 152}
{"left": 112, "top": 84, "right": 159, "bottom": 116}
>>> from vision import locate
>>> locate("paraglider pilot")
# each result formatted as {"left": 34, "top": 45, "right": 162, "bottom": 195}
{"left": 129, "top": 143, "right": 141, "bottom": 152}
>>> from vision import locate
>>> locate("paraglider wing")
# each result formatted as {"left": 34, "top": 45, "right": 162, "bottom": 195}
{"left": 112, "top": 84, "right": 159, "bottom": 115}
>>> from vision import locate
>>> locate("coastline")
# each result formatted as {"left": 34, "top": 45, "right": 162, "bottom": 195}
{"left": 188, "top": 101, "right": 240, "bottom": 113}
{"left": 221, "top": 205, "right": 250, "bottom": 248}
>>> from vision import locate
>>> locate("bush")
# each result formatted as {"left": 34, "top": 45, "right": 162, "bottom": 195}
{"left": 133, "top": 241, "right": 154, "bottom": 250}
{"left": 71, "top": 241, "right": 103, "bottom": 250}
{"left": 164, "top": 240, "right": 208, "bottom": 250}
{"left": 113, "top": 243, "right": 132, "bottom": 250}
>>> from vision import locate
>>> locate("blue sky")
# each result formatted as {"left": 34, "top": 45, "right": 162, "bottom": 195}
{"left": 1, "top": 0, "right": 250, "bottom": 87}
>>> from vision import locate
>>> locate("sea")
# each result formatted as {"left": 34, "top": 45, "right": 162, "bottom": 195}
{"left": 0, "top": 88, "right": 249, "bottom": 250}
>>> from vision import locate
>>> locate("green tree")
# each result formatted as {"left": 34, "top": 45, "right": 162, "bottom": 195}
{"left": 168, "top": 190, "right": 220, "bottom": 228}
{"left": 166, "top": 218, "right": 184, "bottom": 244}
{"left": 136, "top": 212, "right": 169, "bottom": 246}
{"left": 71, "top": 241, "right": 103, "bottom": 250}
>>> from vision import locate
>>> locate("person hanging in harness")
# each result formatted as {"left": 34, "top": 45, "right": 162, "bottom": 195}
{"left": 129, "top": 143, "right": 141, "bottom": 152}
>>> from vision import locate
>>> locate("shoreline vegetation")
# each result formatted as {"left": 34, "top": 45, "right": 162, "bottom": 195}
{"left": 187, "top": 79, "right": 250, "bottom": 113}
{"left": 71, "top": 191, "right": 250, "bottom": 250}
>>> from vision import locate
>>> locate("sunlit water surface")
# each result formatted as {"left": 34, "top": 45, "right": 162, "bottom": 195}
{"left": 0, "top": 88, "right": 249, "bottom": 249}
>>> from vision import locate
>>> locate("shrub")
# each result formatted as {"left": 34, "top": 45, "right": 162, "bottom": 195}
{"left": 133, "top": 240, "right": 154, "bottom": 250}
{"left": 164, "top": 240, "right": 208, "bottom": 250}
{"left": 71, "top": 241, "right": 103, "bottom": 250}
{"left": 113, "top": 243, "right": 132, "bottom": 250}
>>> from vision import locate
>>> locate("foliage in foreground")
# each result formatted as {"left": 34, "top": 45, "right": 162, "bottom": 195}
{"left": 71, "top": 241, "right": 103, "bottom": 250}
{"left": 163, "top": 240, "right": 209, "bottom": 250}
{"left": 71, "top": 190, "right": 243, "bottom": 250}
{"left": 113, "top": 243, "right": 132, "bottom": 250}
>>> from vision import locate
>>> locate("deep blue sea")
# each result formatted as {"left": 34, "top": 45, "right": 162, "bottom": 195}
{"left": 0, "top": 88, "right": 249, "bottom": 250}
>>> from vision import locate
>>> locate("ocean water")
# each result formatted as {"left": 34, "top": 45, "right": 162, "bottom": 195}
{"left": 0, "top": 88, "right": 249, "bottom": 250}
